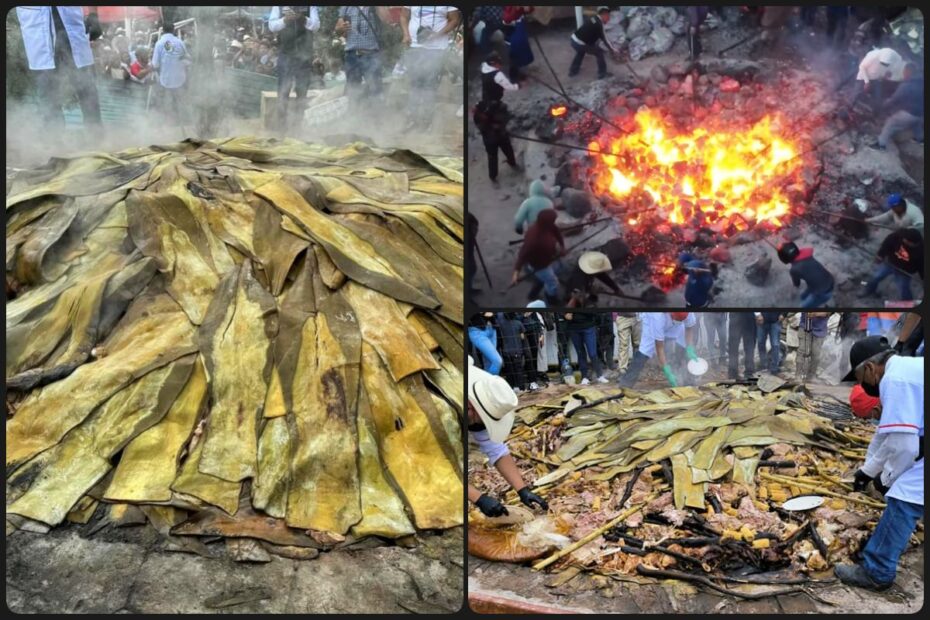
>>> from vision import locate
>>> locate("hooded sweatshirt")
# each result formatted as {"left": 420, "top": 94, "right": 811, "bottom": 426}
{"left": 515, "top": 209, "right": 563, "bottom": 272}
{"left": 514, "top": 180, "right": 555, "bottom": 234}
{"left": 789, "top": 248, "right": 834, "bottom": 296}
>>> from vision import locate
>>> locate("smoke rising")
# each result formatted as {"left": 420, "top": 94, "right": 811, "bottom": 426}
{"left": 5, "top": 6, "right": 463, "bottom": 168}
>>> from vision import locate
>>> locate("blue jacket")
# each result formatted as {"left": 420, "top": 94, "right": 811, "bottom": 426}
{"left": 679, "top": 253, "right": 713, "bottom": 307}
{"left": 885, "top": 79, "right": 924, "bottom": 118}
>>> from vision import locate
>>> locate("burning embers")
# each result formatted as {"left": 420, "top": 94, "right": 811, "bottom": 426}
{"left": 587, "top": 108, "right": 810, "bottom": 232}
{"left": 550, "top": 104, "right": 568, "bottom": 118}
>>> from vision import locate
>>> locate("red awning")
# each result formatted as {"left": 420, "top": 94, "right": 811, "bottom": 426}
{"left": 83, "top": 6, "right": 161, "bottom": 24}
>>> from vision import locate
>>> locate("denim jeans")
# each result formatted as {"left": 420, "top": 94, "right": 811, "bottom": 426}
{"left": 403, "top": 46, "right": 446, "bottom": 123}
{"left": 569, "top": 327, "right": 601, "bottom": 379}
{"left": 344, "top": 50, "right": 383, "bottom": 101}
{"left": 277, "top": 54, "right": 315, "bottom": 129}
{"left": 862, "top": 496, "right": 923, "bottom": 584}
{"left": 467, "top": 326, "right": 502, "bottom": 375}
{"left": 800, "top": 288, "right": 833, "bottom": 308}
{"left": 865, "top": 262, "right": 914, "bottom": 301}
{"left": 756, "top": 322, "right": 781, "bottom": 373}
{"left": 569, "top": 40, "right": 606, "bottom": 77}
{"left": 525, "top": 265, "right": 560, "bottom": 298}
{"left": 878, "top": 110, "right": 923, "bottom": 148}
{"left": 618, "top": 345, "right": 691, "bottom": 386}
{"left": 618, "top": 350, "right": 648, "bottom": 387}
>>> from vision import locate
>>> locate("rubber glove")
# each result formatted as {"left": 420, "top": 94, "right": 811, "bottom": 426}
{"left": 662, "top": 364, "right": 678, "bottom": 387}
{"left": 685, "top": 345, "right": 699, "bottom": 361}
{"left": 852, "top": 469, "right": 873, "bottom": 493}
{"left": 475, "top": 494, "right": 509, "bottom": 517}
{"left": 518, "top": 487, "right": 549, "bottom": 511}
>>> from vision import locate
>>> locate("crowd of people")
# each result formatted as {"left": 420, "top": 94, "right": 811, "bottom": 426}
{"left": 469, "top": 6, "right": 923, "bottom": 308}
{"left": 467, "top": 310, "right": 923, "bottom": 393}
{"left": 15, "top": 6, "right": 463, "bottom": 134}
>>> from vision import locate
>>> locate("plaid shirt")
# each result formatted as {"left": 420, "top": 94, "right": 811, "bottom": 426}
{"left": 339, "top": 6, "right": 380, "bottom": 51}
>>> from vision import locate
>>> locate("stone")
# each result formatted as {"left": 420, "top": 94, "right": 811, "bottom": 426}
{"left": 667, "top": 61, "right": 694, "bottom": 76}
{"left": 650, "top": 64, "right": 670, "bottom": 84}
{"left": 745, "top": 254, "right": 772, "bottom": 286}
{"left": 650, "top": 27, "right": 675, "bottom": 54}
{"left": 561, "top": 188, "right": 597, "bottom": 219}
{"left": 626, "top": 15, "right": 652, "bottom": 38}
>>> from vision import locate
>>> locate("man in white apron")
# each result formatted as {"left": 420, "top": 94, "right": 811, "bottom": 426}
{"left": 835, "top": 336, "right": 923, "bottom": 590}
{"left": 16, "top": 6, "right": 101, "bottom": 130}
{"left": 617, "top": 312, "right": 699, "bottom": 388}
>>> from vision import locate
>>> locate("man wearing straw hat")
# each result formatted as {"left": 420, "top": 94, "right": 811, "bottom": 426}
{"left": 835, "top": 336, "right": 923, "bottom": 591}
{"left": 467, "top": 358, "right": 549, "bottom": 517}
{"left": 565, "top": 251, "right": 622, "bottom": 306}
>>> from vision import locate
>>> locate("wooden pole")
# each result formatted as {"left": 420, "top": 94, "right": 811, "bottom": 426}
{"left": 759, "top": 472, "right": 885, "bottom": 508}
{"left": 532, "top": 492, "right": 658, "bottom": 571}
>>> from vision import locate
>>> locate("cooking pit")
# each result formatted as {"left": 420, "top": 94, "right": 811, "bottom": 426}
{"left": 467, "top": 16, "right": 924, "bottom": 307}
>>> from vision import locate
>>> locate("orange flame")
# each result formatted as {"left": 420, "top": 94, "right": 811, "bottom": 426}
{"left": 550, "top": 105, "right": 568, "bottom": 118}
{"left": 588, "top": 109, "right": 807, "bottom": 231}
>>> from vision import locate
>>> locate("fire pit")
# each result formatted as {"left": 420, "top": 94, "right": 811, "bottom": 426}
{"left": 547, "top": 66, "right": 830, "bottom": 291}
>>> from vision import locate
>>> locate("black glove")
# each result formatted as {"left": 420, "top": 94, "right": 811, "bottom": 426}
{"left": 852, "top": 469, "right": 873, "bottom": 493}
{"left": 475, "top": 494, "right": 508, "bottom": 517}
{"left": 893, "top": 339, "right": 905, "bottom": 354}
{"left": 518, "top": 487, "right": 549, "bottom": 511}
{"left": 85, "top": 12, "right": 102, "bottom": 41}
{"left": 873, "top": 476, "right": 890, "bottom": 497}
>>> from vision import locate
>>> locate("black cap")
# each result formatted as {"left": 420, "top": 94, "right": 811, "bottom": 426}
{"left": 777, "top": 241, "right": 799, "bottom": 264}
{"left": 842, "top": 336, "right": 892, "bottom": 382}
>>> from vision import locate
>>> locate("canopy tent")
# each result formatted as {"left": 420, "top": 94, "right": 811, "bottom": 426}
{"left": 82, "top": 6, "right": 161, "bottom": 24}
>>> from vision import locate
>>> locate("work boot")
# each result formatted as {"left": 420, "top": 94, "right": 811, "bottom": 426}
{"left": 596, "top": 72, "right": 614, "bottom": 80}
{"left": 834, "top": 564, "right": 892, "bottom": 592}
{"left": 868, "top": 141, "right": 887, "bottom": 151}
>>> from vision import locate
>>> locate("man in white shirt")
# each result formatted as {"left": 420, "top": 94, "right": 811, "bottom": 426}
{"left": 152, "top": 21, "right": 192, "bottom": 126}
{"left": 16, "top": 6, "right": 101, "bottom": 130}
{"left": 848, "top": 47, "right": 906, "bottom": 113}
{"left": 835, "top": 336, "right": 923, "bottom": 590}
{"left": 268, "top": 6, "right": 321, "bottom": 130}
{"left": 479, "top": 51, "right": 518, "bottom": 103}
{"left": 399, "top": 6, "right": 461, "bottom": 129}
{"left": 466, "top": 359, "right": 549, "bottom": 517}
{"left": 617, "top": 313, "right": 699, "bottom": 388}
{"left": 866, "top": 193, "right": 924, "bottom": 230}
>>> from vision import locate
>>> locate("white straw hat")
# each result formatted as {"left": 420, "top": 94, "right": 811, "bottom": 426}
{"left": 578, "top": 251, "right": 612, "bottom": 275}
{"left": 467, "top": 357, "right": 518, "bottom": 443}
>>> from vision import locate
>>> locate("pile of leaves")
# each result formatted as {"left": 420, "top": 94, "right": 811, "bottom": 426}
{"left": 6, "top": 137, "right": 464, "bottom": 559}
{"left": 471, "top": 384, "right": 912, "bottom": 593}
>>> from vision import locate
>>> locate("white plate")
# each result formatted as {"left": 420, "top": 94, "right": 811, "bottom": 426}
{"left": 781, "top": 495, "right": 825, "bottom": 511}
{"left": 687, "top": 358, "right": 709, "bottom": 376}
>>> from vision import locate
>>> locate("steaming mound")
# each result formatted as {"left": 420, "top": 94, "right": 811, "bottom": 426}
{"left": 6, "top": 137, "right": 464, "bottom": 553}
{"left": 483, "top": 385, "right": 885, "bottom": 587}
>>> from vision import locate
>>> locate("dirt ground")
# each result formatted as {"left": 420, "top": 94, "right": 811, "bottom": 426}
{"left": 467, "top": 16, "right": 924, "bottom": 307}
{"left": 467, "top": 380, "right": 924, "bottom": 614}
{"left": 6, "top": 525, "right": 463, "bottom": 614}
